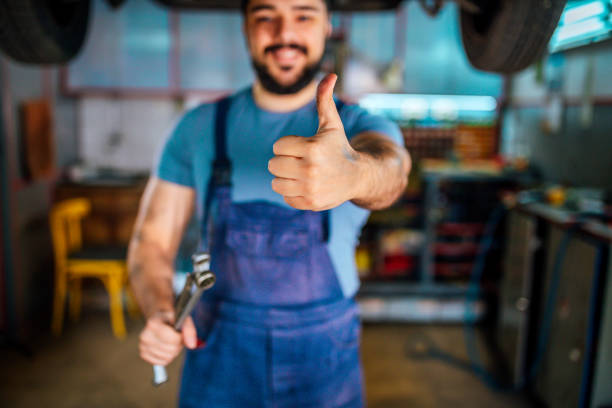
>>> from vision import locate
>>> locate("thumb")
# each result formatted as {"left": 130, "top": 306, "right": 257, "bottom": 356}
{"left": 316, "top": 73, "right": 343, "bottom": 132}
{"left": 181, "top": 316, "right": 197, "bottom": 349}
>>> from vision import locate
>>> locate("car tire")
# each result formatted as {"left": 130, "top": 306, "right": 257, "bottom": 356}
{"left": 0, "top": 0, "right": 91, "bottom": 65}
{"left": 460, "top": 0, "right": 567, "bottom": 73}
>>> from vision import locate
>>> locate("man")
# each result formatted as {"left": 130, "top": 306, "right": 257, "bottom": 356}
{"left": 128, "top": 0, "right": 410, "bottom": 406}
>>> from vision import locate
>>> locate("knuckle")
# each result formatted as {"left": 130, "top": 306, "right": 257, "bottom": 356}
{"left": 310, "top": 166, "right": 319, "bottom": 179}
{"left": 304, "top": 162, "right": 317, "bottom": 179}
{"left": 303, "top": 196, "right": 316, "bottom": 209}
{"left": 304, "top": 181, "right": 316, "bottom": 197}
{"left": 305, "top": 140, "right": 319, "bottom": 157}
{"left": 140, "top": 329, "right": 151, "bottom": 343}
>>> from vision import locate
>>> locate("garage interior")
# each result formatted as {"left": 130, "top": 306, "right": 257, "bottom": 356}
{"left": 1, "top": 0, "right": 612, "bottom": 407}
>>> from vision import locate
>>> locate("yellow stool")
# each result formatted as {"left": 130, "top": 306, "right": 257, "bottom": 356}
{"left": 50, "top": 198, "right": 139, "bottom": 339}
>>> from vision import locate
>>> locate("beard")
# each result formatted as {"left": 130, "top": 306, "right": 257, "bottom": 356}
{"left": 251, "top": 45, "right": 324, "bottom": 95}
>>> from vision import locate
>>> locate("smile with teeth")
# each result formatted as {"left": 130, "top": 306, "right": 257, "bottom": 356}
{"left": 271, "top": 47, "right": 303, "bottom": 64}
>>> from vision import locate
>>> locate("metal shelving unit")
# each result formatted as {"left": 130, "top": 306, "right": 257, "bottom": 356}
{"left": 358, "top": 165, "right": 515, "bottom": 323}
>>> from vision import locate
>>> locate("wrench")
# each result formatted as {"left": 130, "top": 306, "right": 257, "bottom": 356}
{"left": 152, "top": 252, "right": 216, "bottom": 386}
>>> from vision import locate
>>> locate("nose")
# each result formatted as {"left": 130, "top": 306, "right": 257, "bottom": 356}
{"left": 273, "top": 14, "right": 298, "bottom": 45}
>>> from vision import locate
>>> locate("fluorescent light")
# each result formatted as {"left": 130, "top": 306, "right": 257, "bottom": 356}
{"left": 556, "top": 16, "right": 607, "bottom": 42}
{"left": 562, "top": 0, "right": 608, "bottom": 25}
{"left": 431, "top": 98, "right": 458, "bottom": 121}
{"left": 358, "top": 94, "right": 497, "bottom": 122}
{"left": 550, "top": 0, "right": 612, "bottom": 51}
{"left": 360, "top": 94, "right": 496, "bottom": 110}
{"left": 401, "top": 98, "right": 428, "bottom": 120}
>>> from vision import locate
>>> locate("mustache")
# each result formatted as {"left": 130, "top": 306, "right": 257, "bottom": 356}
{"left": 264, "top": 43, "right": 308, "bottom": 55}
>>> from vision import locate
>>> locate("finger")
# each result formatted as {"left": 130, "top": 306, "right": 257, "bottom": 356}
{"left": 268, "top": 156, "right": 303, "bottom": 179}
{"left": 140, "top": 335, "right": 182, "bottom": 353}
{"left": 316, "top": 73, "right": 343, "bottom": 132}
{"left": 140, "top": 336, "right": 181, "bottom": 362}
{"left": 140, "top": 331, "right": 182, "bottom": 355}
{"left": 182, "top": 317, "right": 197, "bottom": 350}
{"left": 140, "top": 342, "right": 178, "bottom": 363}
{"left": 271, "top": 178, "right": 303, "bottom": 197}
{"left": 283, "top": 196, "right": 312, "bottom": 211}
{"left": 140, "top": 349, "right": 175, "bottom": 366}
{"left": 147, "top": 319, "right": 183, "bottom": 345}
{"left": 284, "top": 196, "right": 341, "bottom": 212}
{"left": 273, "top": 135, "right": 308, "bottom": 157}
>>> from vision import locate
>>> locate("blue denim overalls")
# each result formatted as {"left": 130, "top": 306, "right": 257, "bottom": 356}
{"left": 178, "top": 96, "right": 364, "bottom": 408}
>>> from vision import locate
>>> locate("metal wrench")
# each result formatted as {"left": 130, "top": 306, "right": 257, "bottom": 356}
{"left": 152, "top": 252, "right": 216, "bottom": 386}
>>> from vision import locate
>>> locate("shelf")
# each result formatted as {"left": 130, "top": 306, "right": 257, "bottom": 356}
{"left": 434, "top": 262, "right": 474, "bottom": 279}
{"left": 359, "top": 281, "right": 469, "bottom": 297}
{"left": 357, "top": 295, "right": 484, "bottom": 323}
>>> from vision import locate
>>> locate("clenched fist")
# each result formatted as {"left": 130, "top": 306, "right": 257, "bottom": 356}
{"left": 139, "top": 313, "right": 197, "bottom": 366}
{"left": 268, "top": 74, "right": 364, "bottom": 211}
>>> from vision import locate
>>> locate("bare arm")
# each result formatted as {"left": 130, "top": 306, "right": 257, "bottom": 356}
{"left": 127, "top": 177, "right": 195, "bottom": 320}
{"left": 350, "top": 131, "right": 411, "bottom": 210}
{"left": 129, "top": 177, "right": 198, "bottom": 365}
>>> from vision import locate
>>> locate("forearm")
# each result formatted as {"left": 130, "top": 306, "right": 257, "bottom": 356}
{"left": 127, "top": 178, "right": 195, "bottom": 320}
{"left": 350, "top": 133, "right": 411, "bottom": 210}
{"left": 127, "top": 235, "right": 175, "bottom": 320}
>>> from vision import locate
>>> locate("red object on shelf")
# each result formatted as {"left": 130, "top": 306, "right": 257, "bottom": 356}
{"left": 435, "top": 262, "right": 474, "bottom": 277}
{"left": 381, "top": 254, "right": 415, "bottom": 278}
{"left": 436, "top": 222, "right": 485, "bottom": 237}
{"left": 434, "top": 242, "right": 480, "bottom": 257}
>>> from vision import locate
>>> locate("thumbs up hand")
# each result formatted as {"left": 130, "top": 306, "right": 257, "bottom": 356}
{"left": 268, "top": 74, "right": 363, "bottom": 211}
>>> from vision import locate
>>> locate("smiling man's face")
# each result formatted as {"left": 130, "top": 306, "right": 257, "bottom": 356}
{"left": 243, "top": 0, "right": 331, "bottom": 94}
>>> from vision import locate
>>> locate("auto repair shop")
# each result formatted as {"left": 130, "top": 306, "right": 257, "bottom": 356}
{"left": 1, "top": 0, "right": 611, "bottom": 407}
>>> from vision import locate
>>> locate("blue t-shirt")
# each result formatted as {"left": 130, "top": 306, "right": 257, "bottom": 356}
{"left": 156, "top": 87, "right": 402, "bottom": 297}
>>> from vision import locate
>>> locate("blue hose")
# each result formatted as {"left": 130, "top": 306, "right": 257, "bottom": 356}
{"left": 408, "top": 206, "right": 604, "bottom": 396}
{"left": 463, "top": 204, "right": 507, "bottom": 389}
{"left": 578, "top": 243, "right": 607, "bottom": 408}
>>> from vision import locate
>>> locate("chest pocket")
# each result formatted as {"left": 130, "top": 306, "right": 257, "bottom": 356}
{"left": 223, "top": 201, "right": 313, "bottom": 267}
{"left": 225, "top": 223, "right": 310, "bottom": 260}
{"left": 216, "top": 201, "right": 341, "bottom": 305}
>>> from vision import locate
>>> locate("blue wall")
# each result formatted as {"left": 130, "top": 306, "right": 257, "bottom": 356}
{"left": 502, "top": 40, "right": 612, "bottom": 188}
{"left": 69, "top": 0, "right": 502, "bottom": 96}
{"left": 348, "top": 3, "right": 501, "bottom": 96}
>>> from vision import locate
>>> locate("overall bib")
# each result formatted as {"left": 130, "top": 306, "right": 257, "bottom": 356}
{"left": 178, "top": 97, "right": 364, "bottom": 408}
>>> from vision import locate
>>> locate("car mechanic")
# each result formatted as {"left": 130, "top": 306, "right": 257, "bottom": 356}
{"left": 128, "top": 0, "right": 411, "bottom": 406}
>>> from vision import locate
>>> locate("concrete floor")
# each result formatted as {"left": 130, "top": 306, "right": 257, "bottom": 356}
{"left": 0, "top": 311, "right": 532, "bottom": 407}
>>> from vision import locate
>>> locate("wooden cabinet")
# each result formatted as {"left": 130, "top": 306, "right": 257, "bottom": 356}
{"left": 54, "top": 180, "right": 146, "bottom": 246}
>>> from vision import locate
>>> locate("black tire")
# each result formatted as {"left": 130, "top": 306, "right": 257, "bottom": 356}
{"left": 460, "top": 0, "right": 567, "bottom": 73}
{"left": 0, "top": 0, "right": 91, "bottom": 65}
{"left": 154, "top": 0, "right": 402, "bottom": 11}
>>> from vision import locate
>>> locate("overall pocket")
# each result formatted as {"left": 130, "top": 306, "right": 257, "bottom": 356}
{"left": 221, "top": 203, "right": 317, "bottom": 304}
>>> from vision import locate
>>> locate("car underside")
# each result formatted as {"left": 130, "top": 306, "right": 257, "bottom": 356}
{"left": 0, "top": 0, "right": 567, "bottom": 73}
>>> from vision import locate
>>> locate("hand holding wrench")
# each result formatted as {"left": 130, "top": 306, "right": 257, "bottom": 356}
{"left": 152, "top": 252, "right": 215, "bottom": 386}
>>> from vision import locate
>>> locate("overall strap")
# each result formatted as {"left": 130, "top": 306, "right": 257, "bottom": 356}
{"left": 201, "top": 96, "right": 233, "bottom": 250}
{"left": 322, "top": 98, "right": 347, "bottom": 242}
{"left": 212, "top": 96, "right": 232, "bottom": 184}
